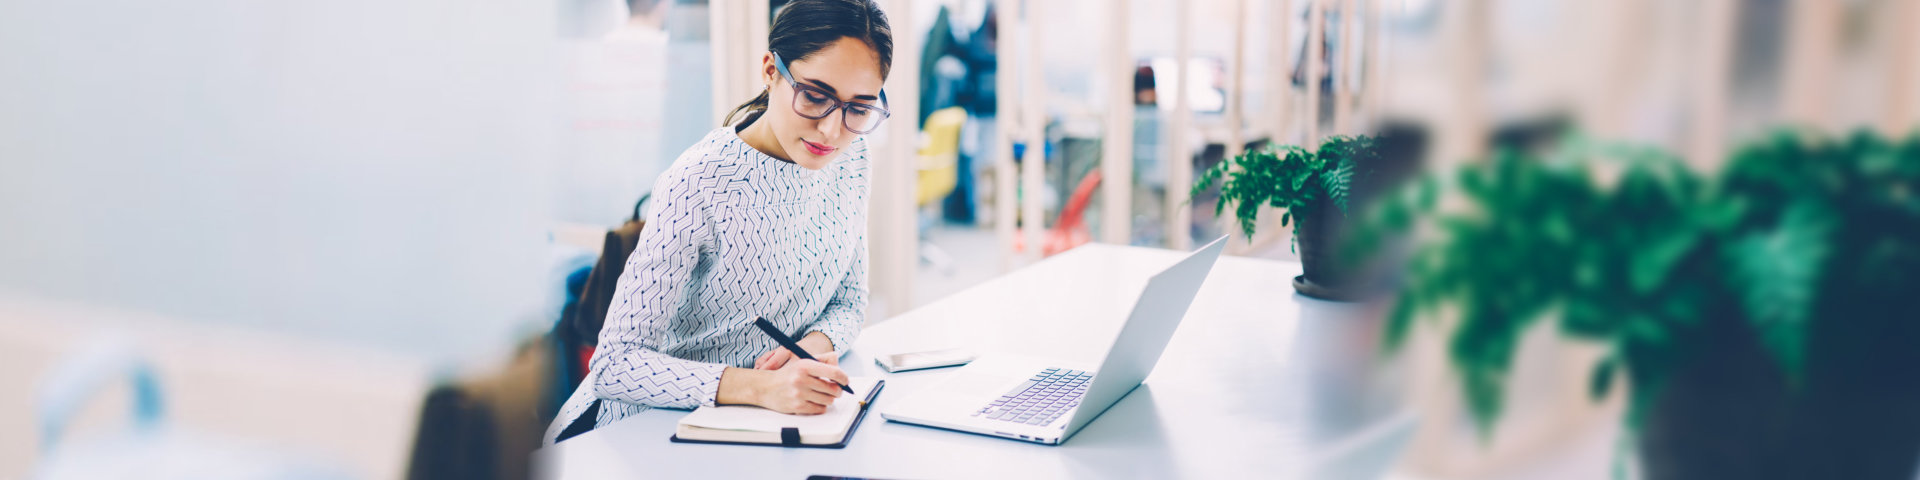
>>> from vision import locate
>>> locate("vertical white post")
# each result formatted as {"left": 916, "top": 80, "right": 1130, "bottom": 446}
{"left": 1099, "top": 0, "right": 1134, "bottom": 245}
{"left": 1438, "top": 0, "right": 1487, "bottom": 167}
{"left": 1882, "top": 0, "right": 1919, "bottom": 137}
{"left": 1020, "top": 0, "right": 1046, "bottom": 259}
{"left": 1402, "top": 1, "right": 1494, "bottom": 474}
{"left": 1333, "top": 0, "right": 1356, "bottom": 135}
{"left": 1689, "top": 0, "right": 1736, "bottom": 171}
{"left": 994, "top": 1, "right": 1019, "bottom": 270}
{"left": 709, "top": 1, "right": 771, "bottom": 124}
{"left": 1303, "top": 0, "right": 1323, "bottom": 144}
{"left": 1361, "top": 0, "right": 1384, "bottom": 131}
{"left": 1273, "top": 0, "right": 1293, "bottom": 146}
{"left": 871, "top": 0, "right": 919, "bottom": 318}
{"left": 1586, "top": 0, "right": 1644, "bottom": 140}
{"left": 708, "top": 1, "right": 738, "bottom": 121}
{"left": 1217, "top": 0, "right": 1249, "bottom": 254}
{"left": 747, "top": 1, "right": 769, "bottom": 65}
{"left": 1782, "top": 0, "right": 1838, "bottom": 130}
{"left": 1226, "top": 0, "right": 1247, "bottom": 160}
{"left": 1165, "top": 0, "right": 1194, "bottom": 251}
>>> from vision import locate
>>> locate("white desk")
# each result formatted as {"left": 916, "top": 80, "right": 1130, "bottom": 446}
{"left": 533, "top": 244, "right": 1414, "bottom": 479}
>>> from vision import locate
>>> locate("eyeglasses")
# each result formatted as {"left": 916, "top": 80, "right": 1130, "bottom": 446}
{"left": 773, "top": 51, "right": 891, "bottom": 134}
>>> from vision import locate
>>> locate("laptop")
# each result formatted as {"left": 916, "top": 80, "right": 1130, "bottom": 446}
{"left": 881, "top": 236, "right": 1228, "bottom": 445}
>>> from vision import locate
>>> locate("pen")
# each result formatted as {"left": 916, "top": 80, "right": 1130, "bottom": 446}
{"left": 753, "top": 317, "right": 855, "bottom": 395}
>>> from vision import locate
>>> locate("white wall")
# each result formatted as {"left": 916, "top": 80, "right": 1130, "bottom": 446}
{"left": 0, "top": 0, "right": 561, "bottom": 360}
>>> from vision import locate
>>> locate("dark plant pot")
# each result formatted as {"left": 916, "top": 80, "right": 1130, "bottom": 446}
{"left": 1292, "top": 206, "right": 1362, "bottom": 301}
{"left": 1638, "top": 313, "right": 1920, "bottom": 479}
{"left": 1293, "top": 125, "right": 1424, "bottom": 302}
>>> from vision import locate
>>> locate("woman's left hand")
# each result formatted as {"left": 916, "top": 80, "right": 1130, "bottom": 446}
{"left": 755, "top": 331, "right": 837, "bottom": 370}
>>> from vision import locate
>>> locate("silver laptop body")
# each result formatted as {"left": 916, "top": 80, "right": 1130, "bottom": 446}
{"left": 880, "top": 237, "right": 1227, "bottom": 445}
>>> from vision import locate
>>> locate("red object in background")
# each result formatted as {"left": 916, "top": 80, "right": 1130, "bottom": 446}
{"left": 576, "top": 347, "right": 594, "bottom": 383}
{"left": 1043, "top": 169, "right": 1103, "bottom": 257}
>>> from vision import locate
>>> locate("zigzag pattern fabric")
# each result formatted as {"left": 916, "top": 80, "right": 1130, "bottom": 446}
{"left": 546, "top": 126, "right": 870, "bottom": 444}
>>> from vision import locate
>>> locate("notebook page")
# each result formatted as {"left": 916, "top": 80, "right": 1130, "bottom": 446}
{"left": 677, "top": 376, "right": 878, "bottom": 436}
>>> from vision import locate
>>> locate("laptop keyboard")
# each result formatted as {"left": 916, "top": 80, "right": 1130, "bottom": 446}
{"left": 972, "top": 367, "right": 1091, "bottom": 426}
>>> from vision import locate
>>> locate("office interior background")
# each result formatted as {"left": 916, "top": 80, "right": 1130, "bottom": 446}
{"left": 3, "top": 0, "right": 1918, "bottom": 478}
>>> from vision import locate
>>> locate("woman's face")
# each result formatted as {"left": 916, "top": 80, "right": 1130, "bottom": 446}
{"left": 759, "top": 36, "right": 886, "bottom": 170}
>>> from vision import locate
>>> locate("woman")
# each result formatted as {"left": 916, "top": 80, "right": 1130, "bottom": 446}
{"left": 547, "top": 0, "right": 893, "bottom": 444}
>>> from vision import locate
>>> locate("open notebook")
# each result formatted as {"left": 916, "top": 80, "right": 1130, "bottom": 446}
{"left": 671, "top": 376, "right": 884, "bottom": 448}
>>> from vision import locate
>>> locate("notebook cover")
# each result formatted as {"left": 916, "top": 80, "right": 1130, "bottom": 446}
{"left": 668, "top": 379, "right": 885, "bottom": 449}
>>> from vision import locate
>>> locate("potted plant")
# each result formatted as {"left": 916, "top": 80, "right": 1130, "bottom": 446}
{"left": 1365, "top": 130, "right": 1920, "bottom": 479}
{"left": 1192, "top": 135, "right": 1401, "bottom": 300}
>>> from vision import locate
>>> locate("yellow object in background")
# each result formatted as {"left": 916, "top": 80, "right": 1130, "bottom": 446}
{"left": 916, "top": 107, "right": 968, "bottom": 207}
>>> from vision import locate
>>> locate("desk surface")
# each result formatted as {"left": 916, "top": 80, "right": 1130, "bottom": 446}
{"left": 533, "top": 243, "right": 1413, "bottom": 479}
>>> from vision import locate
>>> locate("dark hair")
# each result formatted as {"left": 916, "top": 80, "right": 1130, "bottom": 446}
{"left": 722, "top": 0, "right": 895, "bottom": 127}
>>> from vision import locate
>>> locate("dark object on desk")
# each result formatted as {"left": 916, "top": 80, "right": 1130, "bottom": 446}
{"left": 753, "top": 317, "right": 855, "bottom": 394}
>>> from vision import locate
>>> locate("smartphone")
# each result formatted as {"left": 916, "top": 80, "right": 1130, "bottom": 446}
{"left": 875, "top": 348, "right": 977, "bottom": 372}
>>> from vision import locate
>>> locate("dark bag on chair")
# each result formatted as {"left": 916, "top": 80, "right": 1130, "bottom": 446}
{"left": 549, "top": 194, "right": 650, "bottom": 442}
{"left": 563, "top": 194, "right": 649, "bottom": 359}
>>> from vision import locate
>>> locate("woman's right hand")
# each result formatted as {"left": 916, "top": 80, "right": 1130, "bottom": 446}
{"left": 751, "top": 359, "right": 850, "bottom": 415}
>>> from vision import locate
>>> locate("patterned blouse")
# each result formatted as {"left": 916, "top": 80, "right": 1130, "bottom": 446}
{"left": 546, "top": 125, "right": 870, "bottom": 443}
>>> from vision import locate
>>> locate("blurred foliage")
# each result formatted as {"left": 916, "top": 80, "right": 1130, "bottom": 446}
{"left": 1360, "top": 129, "right": 1920, "bottom": 439}
{"left": 1192, "top": 136, "right": 1380, "bottom": 247}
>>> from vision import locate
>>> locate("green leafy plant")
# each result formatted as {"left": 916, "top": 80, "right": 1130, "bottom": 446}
{"left": 1363, "top": 129, "right": 1920, "bottom": 441}
{"left": 1191, "top": 135, "right": 1377, "bottom": 244}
